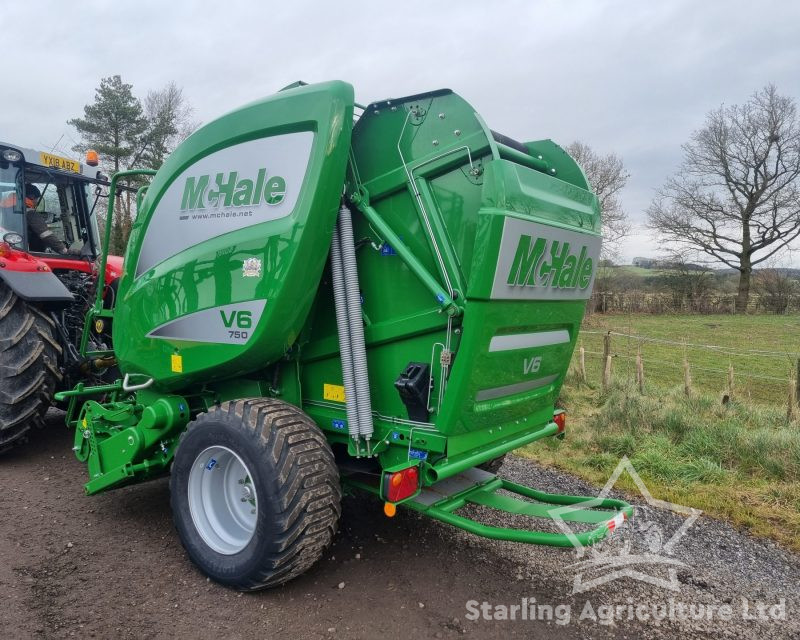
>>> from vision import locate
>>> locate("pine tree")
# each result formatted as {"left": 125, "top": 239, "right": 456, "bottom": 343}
{"left": 68, "top": 76, "right": 147, "bottom": 254}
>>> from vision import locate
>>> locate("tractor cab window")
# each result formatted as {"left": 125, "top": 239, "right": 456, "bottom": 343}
{"left": 25, "top": 170, "right": 93, "bottom": 256}
{"left": 0, "top": 160, "right": 25, "bottom": 243}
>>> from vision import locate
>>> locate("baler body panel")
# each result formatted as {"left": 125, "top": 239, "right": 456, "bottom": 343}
{"left": 301, "top": 89, "right": 600, "bottom": 455}
{"left": 112, "top": 81, "right": 354, "bottom": 391}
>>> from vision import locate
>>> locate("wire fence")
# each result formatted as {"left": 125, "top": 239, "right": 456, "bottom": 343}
{"left": 587, "top": 291, "right": 800, "bottom": 315}
{"left": 573, "top": 329, "right": 800, "bottom": 409}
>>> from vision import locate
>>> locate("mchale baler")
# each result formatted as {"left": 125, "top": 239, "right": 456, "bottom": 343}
{"left": 57, "top": 81, "right": 632, "bottom": 590}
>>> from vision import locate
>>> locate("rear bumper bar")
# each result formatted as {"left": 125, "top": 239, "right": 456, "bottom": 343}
{"left": 424, "top": 422, "right": 559, "bottom": 483}
{"left": 406, "top": 467, "right": 633, "bottom": 548}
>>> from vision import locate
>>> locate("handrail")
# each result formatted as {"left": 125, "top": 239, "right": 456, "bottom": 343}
{"left": 92, "top": 169, "right": 157, "bottom": 313}
{"left": 495, "top": 141, "right": 554, "bottom": 176}
{"left": 351, "top": 192, "right": 462, "bottom": 318}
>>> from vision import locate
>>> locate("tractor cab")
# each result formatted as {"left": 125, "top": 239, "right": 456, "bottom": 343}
{"left": 0, "top": 143, "right": 105, "bottom": 259}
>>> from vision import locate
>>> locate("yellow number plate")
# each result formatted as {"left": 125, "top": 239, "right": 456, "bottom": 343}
{"left": 323, "top": 383, "right": 345, "bottom": 402}
{"left": 40, "top": 152, "right": 80, "bottom": 173}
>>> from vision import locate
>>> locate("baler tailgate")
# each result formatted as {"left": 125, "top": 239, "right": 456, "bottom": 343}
{"left": 405, "top": 468, "right": 632, "bottom": 548}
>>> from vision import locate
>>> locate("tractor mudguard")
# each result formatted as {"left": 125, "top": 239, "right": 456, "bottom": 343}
{"left": 0, "top": 268, "right": 73, "bottom": 303}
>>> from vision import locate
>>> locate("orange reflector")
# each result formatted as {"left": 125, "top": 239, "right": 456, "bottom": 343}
{"left": 384, "top": 502, "right": 397, "bottom": 517}
{"left": 86, "top": 149, "right": 99, "bottom": 166}
{"left": 554, "top": 411, "right": 566, "bottom": 433}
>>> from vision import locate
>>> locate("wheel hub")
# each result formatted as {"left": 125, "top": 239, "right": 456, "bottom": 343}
{"left": 187, "top": 446, "right": 258, "bottom": 555}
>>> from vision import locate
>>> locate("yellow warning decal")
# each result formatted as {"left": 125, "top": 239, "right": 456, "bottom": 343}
{"left": 323, "top": 383, "right": 345, "bottom": 402}
{"left": 171, "top": 354, "right": 183, "bottom": 373}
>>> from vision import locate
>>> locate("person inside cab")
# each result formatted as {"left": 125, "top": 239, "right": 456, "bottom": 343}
{"left": 24, "top": 184, "right": 73, "bottom": 255}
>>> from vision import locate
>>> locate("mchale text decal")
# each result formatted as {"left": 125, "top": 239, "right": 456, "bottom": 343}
{"left": 180, "top": 169, "right": 286, "bottom": 212}
{"left": 506, "top": 234, "right": 594, "bottom": 291}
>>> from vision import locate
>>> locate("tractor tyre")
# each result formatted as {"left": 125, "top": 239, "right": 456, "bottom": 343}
{"left": 170, "top": 398, "right": 341, "bottom": 590}
{"left": 0, "top": 281, "right": 62, "bottom": 453}
{"left": 478, "top": 454, "right": 506, "bottom": 474}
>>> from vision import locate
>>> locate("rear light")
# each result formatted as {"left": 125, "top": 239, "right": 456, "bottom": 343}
{"left": 554, "top": 410, "right": 566, "bottom": 434}
{"left": 382, "top": 466, "right": 419, "bottom": 503}
{"left": 0, "top": 242, "right": 9, "bottom": 257}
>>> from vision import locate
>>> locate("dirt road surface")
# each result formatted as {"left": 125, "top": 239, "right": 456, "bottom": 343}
{"left": 1, "top": 412, "right": 797, "bottom": 639}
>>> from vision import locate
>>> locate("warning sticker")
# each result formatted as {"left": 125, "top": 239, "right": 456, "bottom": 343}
{"left": 171, "top": 354, "right": 183, "bottom": 373}
{"left": 323, "top": 383, "right": 345, "bottom": 403}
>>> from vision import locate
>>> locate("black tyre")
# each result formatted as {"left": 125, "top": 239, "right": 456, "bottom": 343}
{"left": 478, "top": 454, "right": 506, "bottom": 474}
{"left": 0, "top": 281, "right": 62, "bottom": 453}
{"left": 170, "top": 398, "right": 341, "bottom": 590}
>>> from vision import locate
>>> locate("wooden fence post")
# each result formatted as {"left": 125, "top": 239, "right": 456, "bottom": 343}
{"left": 683, "top": 355, "right": 692, "bottom": 398}
{"left": 727, "top": 363, "right": 735, "bottom": 402}
{"left": 636, "top": 345, "right": 644, "bottom": 394}
{"left": 603, "top": 331, "right": 611, "bottom": 363}
{"left": 579, "top": 346, "right": 586, "bottom": 383}
{"left": 795, "top": 358, "right": 800, "bottom": 409}
{"left": 788, "top": 376, "right": 797, "bottom": 422}
{"left": 602, "top": 355, "right": 612, "bottom": 391}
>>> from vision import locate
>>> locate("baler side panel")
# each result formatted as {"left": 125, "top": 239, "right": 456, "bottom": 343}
{"left": 112, "top": 82, "right": 355, "bottom": 391}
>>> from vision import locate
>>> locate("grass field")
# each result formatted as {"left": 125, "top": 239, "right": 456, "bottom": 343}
{"left": 521, "top": 313, "right": 800, "bottom": 550}
{"left": 577, "top": 313, "right": 800, "bottom": 406}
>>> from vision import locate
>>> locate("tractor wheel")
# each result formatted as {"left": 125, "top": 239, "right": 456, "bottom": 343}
{"left": 0, "top": 281, "right": 62, "bottom": 453}
{"left": 478, "top": 454, "right": 506, "bottom": 474}
{"left": 170, "top": 398, "right": 341, "bottom": 590}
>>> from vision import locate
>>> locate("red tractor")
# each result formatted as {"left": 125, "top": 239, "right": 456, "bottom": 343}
{"left": 0, "top": 142, "right": 124, "bottom": 451}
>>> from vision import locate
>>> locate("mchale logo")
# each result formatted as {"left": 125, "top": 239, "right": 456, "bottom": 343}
{"left": 506, "top": 234, "right": 594, "bottom": 290}
{"left": 180, "top": 169, "right": 286, "bottom": 212}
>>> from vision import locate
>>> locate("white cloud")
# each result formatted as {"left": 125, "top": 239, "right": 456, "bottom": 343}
{"left": 3, "top": 0, "right": 799, "bottom": 263}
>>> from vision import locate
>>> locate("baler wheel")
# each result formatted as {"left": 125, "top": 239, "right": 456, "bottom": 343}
{"left": 0, "top": 281, "right": 62, "bottom": 453}
{"left": 170, "top": 398, "right": 341, "bottom": 590}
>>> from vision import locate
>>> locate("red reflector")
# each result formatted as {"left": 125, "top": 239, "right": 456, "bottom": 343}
{"left": 607, "top": 512, "right": 626, "bottom": 533}
{"left": 384, "top": 466, "right": 419, "bottom": 503}
{"left": 554, "top": 411, "right": 566, "bottom": 433}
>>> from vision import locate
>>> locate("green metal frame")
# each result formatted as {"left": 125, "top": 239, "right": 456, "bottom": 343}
{"left": 405, "top": 474, "right": 633, "bottom": 547}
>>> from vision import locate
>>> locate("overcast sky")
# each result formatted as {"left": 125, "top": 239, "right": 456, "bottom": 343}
{"left": 3, "top": 0, "right": 799, "bottom": 263}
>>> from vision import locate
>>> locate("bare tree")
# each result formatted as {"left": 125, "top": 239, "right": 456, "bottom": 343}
{"left": 136, "top": 82, "right": 197, "bottom": 169}
{"left": 754, "top": 261, "right": 797, "bottom": 314}
{"left": 648, "top": 84, "right": 800, "bottom": 313}
{"left": 657, "top": 249, "right": 715, "bottom": 310}
{"left": 566, "top": 141, "right": 630, "bottom": 257}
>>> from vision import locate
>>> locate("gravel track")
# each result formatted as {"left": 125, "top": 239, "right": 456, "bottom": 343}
{"left": 0, "top": 412, "right": 797, "bottom": 639}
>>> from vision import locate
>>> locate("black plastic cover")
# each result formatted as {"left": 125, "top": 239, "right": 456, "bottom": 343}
{"left": 394, "top": 362, "right": 431, "bottom": 423}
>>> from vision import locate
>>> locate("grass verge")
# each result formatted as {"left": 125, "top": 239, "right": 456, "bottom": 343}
{"left": 520, "top": 376, "right": 800, "bottom": 551}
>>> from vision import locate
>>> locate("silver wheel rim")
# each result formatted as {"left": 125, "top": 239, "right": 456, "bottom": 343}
{"left": 187, "top": 446, "right": 257, "bottom": 555}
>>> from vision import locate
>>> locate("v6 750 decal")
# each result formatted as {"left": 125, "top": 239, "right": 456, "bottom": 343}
{"left": 147, "top": 300, "right": 266, "bottom": 345}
